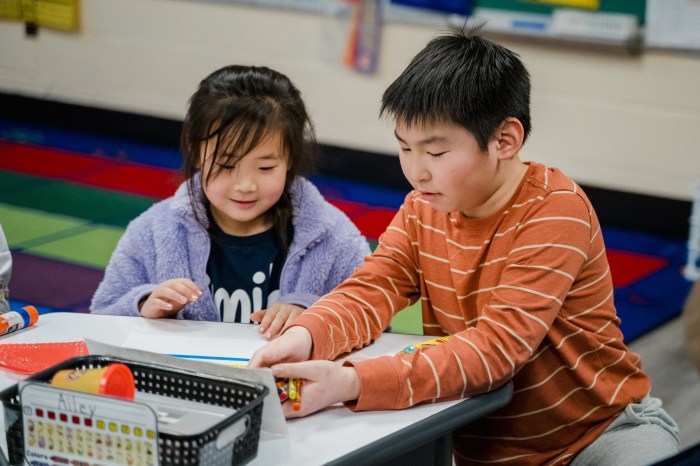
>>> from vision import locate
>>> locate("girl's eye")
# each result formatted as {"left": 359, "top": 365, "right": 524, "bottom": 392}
{"left": 259, "top": 165, "right": 278, "bottom": 171}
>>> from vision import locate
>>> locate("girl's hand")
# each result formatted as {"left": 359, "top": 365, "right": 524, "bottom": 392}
{"left": 271, "top": 360, "right": 361, "bottom": 418}
{"left": 250, "top": 303, "right": 305, "bottom": 340}
{"left": 248, "top": 326, "right": 313, "bottom": 368}
{"left": 139, "top": 278, "right": 202, "bottom": 319}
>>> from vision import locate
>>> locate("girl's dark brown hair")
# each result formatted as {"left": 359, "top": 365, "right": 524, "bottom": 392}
{"left": 181, "top": 65, "right": 317, "bottom": 252}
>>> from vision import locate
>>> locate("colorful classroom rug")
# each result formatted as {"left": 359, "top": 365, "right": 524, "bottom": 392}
{"left": 0, "top": 118, "right": 693, "bottom": 342}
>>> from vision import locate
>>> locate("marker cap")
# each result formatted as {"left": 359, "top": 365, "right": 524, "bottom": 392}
{"left": 99, "top": 363, "right": 136, "bottom": 399}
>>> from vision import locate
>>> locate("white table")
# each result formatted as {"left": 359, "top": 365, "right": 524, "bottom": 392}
{"left": 0, "top": 313, "right": 512, "bottom": 465}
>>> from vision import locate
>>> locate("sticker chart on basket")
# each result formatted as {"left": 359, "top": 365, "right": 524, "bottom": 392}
{"left": 20, "top": 383, "right": 159, "bottom": 466}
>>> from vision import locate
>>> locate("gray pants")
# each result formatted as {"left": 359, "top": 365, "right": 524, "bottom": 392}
{"left": 571, "top": 395, "right": 680, "bottom": 466}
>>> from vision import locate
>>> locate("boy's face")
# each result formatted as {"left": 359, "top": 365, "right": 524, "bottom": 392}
{"left": 394, "top": 121, "right": 506, "bottom": 218}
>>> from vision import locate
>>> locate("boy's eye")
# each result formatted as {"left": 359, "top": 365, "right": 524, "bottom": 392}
{"left": 428, "top": 151, "right": 447, "bottom": 157}
{"left": 400, "top": 147, "right": 411, "bottom": 153}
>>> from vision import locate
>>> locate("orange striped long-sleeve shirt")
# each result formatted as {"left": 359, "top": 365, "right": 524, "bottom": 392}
{"left": 292, "top": 162, "right": 650, "bottom": 465}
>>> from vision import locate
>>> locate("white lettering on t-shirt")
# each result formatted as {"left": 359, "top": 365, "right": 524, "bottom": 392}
{"left": 210, "top": 263, "right": 280, "bottom": 323}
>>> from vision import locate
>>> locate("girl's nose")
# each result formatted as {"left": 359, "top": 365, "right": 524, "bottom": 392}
{"left": 231, "top": 169, "right": 256, "bottom": 192}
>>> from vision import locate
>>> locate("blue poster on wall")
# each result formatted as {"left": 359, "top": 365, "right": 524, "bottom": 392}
{"left": 391, "top": 0, "right": 473, "bottom": 15}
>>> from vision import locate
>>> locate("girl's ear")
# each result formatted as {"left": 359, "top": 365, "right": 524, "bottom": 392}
{"left": 492, "top": 118, "right": 524, "bottom": 160}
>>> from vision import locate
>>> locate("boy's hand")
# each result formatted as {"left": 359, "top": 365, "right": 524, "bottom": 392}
{"left": 271, "top": 361, "right": 361, "bottom": 418}
{"left": 250, "top": 303, "right": 305, "bottom": 340}
{"left": 248, "top": 326, "right": 313, "bottom": 368}
{"left": 139, "top": 278, "right": 202, "bottom": 319}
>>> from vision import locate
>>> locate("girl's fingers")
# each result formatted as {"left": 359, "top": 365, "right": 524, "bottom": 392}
{"left": 158, "top": 288, "right": 189, "bottom": 305}
{"left": 254, "top": 305, "right": 280, "bottom": 336}
{"left": 265, "top": 311, "right": 290, "bottom": 339}
{"left": 141, "top": 298, "right": 179, "bottom": 318}
{"left": 249, "top": 310, "right": 265, "bottom": 323}
{"left": 157, "top": 284, "right": 199, "bottom": 305}
{"left": 261, "top": 304, "right": 304, "bottom": 339}
{"left": 154, "top": 298, "right": 175, "bottom": 311}
{"left": 141, "top": 278, "right": 201, "bottom": 319}
{"left": 280, "top": 307, "right": 304, "bottom": 334}
{"left": 260, "top": 308, "right": 277, "bottom": 332}
{"left": 171, "top": 281, "right": 202, "bottom": 302}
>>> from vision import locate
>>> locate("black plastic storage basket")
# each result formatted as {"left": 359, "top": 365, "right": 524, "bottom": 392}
{"left": 0, "top": 355, "right": 268, "bottom": 466}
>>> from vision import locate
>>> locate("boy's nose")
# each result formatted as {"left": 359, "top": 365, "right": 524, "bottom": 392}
{"left": 407, "top": 157, "right": 429, "bottom": 184}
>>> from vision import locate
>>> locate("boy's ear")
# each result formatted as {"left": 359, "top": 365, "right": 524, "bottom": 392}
{"left": 492, "top": 118, "right": 524, "bottom": 160}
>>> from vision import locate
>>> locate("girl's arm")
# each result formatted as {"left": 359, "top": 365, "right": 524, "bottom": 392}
{"left": 90, "top": 223, "right": 159, "bottom": 316}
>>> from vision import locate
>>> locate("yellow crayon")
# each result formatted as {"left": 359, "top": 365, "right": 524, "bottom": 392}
{"left": 288, "top": 378, "right": 298, "bottom": 401}
{"left": 293, "top": 379, "right": 302, "bottom": 412}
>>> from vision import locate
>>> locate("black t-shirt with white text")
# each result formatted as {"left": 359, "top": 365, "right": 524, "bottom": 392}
{"left": 206, "top": 221, "right": 285, "bottom": 323}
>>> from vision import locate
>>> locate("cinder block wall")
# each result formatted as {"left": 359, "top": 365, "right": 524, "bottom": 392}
{"left": 1, "top": 0, "right": 699, "bottom": 200}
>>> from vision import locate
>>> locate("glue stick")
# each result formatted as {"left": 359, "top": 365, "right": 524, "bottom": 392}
{"left": 0, "top": 305, "right": 39, "bottom": 337}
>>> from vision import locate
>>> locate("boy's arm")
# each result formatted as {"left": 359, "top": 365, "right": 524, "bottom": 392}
{"left": 303, "top": 191, "right": 599, "bottom": 410}
{"left": 292, "top": 199, "right": 422, "bottom": 359}
{"left": 348, "top": 190, "right": 597, "bottom": 410}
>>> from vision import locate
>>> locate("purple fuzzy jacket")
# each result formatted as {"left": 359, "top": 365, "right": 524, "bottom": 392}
{"left": 90, "top": 176, "right": 370, "bottom": 320}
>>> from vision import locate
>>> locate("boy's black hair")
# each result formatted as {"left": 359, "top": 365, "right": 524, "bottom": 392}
{"left": 380, "top": 27, "right": 531, "bottom": 150}
{"left": 181, "top": 65, "right": 317, "bottom": 252}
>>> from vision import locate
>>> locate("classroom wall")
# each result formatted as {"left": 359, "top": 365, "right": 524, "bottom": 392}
{"left": 1, "top": 0, "right": 699, "bottom": 201}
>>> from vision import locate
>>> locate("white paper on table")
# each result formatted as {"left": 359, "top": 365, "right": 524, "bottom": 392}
{"left": 120, "top": 332, "right": 262, "bottom": 364}
{"left": 85, "top": 338, "right": 287, "bottom": 436}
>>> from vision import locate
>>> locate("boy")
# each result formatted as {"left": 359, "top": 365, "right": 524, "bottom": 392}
{"left": 249, "top": 29, "right": 679, "bottom": 465}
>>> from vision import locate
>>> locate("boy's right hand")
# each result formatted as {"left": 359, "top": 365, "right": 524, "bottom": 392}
{"left": 139, "top": 278, "right": 202, "bottom": 319}
{"left": 248, "top": 326, "right": 313, "bottom": 368}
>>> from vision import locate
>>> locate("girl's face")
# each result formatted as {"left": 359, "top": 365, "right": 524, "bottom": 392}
{"left": 201, "top": 132, "right": 289, "bottom": 236}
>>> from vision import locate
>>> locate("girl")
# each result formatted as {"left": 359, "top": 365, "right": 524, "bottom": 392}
{"left": 91, "top": 65, "right": 370, "bottom": 339}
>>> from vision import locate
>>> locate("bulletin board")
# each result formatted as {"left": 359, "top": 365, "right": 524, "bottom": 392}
{"left": 160, "top": 1, "right": 699, "bottom": 53}
{"left": 477, "top": 0, "right": 646, "bottom": 25}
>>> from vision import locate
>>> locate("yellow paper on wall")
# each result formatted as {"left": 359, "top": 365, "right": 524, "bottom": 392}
{"left": 0, "top": 0, "right": 79, "bottom": 32}
{"left": 524, "top": 0, "right": 600, "bottom": 10}
{"left": 0, "top": 0, "right": 23, "bottom": 21}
